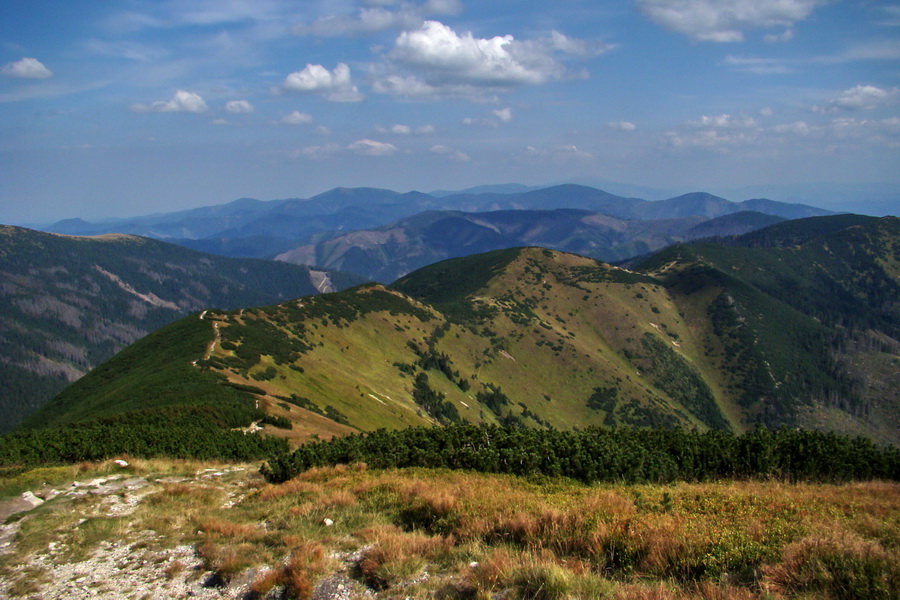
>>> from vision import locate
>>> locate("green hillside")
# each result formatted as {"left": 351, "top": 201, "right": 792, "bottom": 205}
{"left": 0, "top": 225, "right": 364, "bottom": 432}
{"left": 17, "top": 216, "right": 897, "bottom": 451}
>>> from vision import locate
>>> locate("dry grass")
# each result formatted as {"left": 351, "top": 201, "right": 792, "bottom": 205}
{"left": 2, "top": 460, "right": 898, "bottom": 599}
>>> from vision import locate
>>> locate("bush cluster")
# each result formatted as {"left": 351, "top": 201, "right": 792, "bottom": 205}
{"left": 262, "top": 424, "right": 900, "bottom": 484}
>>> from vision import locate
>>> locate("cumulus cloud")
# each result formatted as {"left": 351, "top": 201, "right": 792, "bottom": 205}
{"left": 281, "top": 63, "right": 364, "bottom": 102}
{"left": 1, "top": 57, "right": 52, "bottom": 79}
{"left": 635, "top": 0, "right": 829, "bottom": 42}
{"left": 347, "top": 138, "right": 399, "bottom": 156}
{"left": 430, "top": 144, "right": 470, "bottom": 161}
{"left": 829, "top": 84, "right": 896, "bottom": 111}
{"left": 608, "top": 121, "right": 637, "bottom": 131}
{"left": 131, "top": 90, "right": 208, "bottom": 113}
{"left": 282, "top": 110, "right": 313, "bottom": 125}
{"left": 390, "top": 21, "right": 545, "bottom": 86}
{"left": 224, "top": 99, "right": 254, "bottom": 113}
{"left": 374, "top": 20, "right": 603, "bottom": 99}
{"left": 295, "top": 0, "right": 462, "bottom": 36}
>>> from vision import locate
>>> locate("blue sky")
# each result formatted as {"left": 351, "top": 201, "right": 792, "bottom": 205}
{"left": 1, "top": 0, "right": 899, "bottom": 223}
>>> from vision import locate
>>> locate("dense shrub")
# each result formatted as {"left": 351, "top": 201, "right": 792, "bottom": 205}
{"left": 262, "top": 424, "right": 900, "bottom": 485}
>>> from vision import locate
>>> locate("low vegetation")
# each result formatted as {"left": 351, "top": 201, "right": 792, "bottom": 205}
{"left": 262, "top": 424, "right": 900, "bottom": 485}
{"left": 2, "top": 459, "right": 897, "bottom": 599}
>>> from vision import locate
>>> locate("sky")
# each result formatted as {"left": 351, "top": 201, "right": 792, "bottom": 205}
{"left": 1, "top": 0, "right": 899, "bottom": 224}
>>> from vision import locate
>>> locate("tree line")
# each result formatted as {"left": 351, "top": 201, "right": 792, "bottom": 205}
{"left": 262, "top": 424, "right": 900, "bottom": 484}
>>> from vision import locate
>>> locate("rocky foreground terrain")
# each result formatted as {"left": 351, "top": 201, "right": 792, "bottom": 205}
{"left": 1, "top": 459, "right": 898, "bottom": 600}
{"left": 0, "top": 462, "right": 372, "bottom": 600}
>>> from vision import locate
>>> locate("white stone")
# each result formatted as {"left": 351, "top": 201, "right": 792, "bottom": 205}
{"left": 114, "top": 459, "right": 129, "bottom": 467}
{"left": 21, "top": 491, "right": 44, "bottom": 507}
{"left": 323, "top": 518, "right": 334, "bottom": 527}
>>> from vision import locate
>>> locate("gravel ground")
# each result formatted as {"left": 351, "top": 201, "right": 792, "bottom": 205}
{"left": 0, "top": 466, "right": 381, "bottom": 599}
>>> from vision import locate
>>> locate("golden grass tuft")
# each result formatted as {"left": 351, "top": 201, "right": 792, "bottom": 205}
{"left": 248, "top": 567, "right": 281, "bottom": 596}
{"left": 762, "top": 530, "right": 900, "bottom": 599}
{"left": 357, "top": 524, "right": 453, "bottom": 590}
{"left": 283, "top": 541, "right": 332, "bottom": 600}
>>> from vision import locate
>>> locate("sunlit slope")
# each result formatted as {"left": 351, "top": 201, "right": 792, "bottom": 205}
{"left": 31, "top": 248, "right": 732, "bottom": 441}
{"left": 29, "top": 217, "right": 899, "bottom": 445}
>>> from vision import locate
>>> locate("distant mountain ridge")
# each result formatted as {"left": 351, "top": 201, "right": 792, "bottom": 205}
{"left": 0, "top": 226, "right": 364, "bottom": 432}
{"left": 40, "top": 184, "right": 833, "bottom": 262}
{"left": 274, "top": 208, "right": 787, "bottom": 282}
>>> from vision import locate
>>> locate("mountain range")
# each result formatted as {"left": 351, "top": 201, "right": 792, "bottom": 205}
{"left": 0, "top": 226, "right": 364, "bottom": 432}
{"left": 42, "top": 185, "right": 832, "bottom": 263}
{"left": 274, "top": 208, "right": 786, "bottom": 283}
{"left": 23, "top": 215, "right": 899, "bottom": 446}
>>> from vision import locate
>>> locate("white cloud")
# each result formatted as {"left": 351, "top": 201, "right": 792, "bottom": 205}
{"left": 524, "top": 144, "right": 593, "bottom": 161}
{"left": 295, "top": 0, "right": 462, "bottom": 37}
{"left": 430, "top": 144, "right": 470, "bottom": 161}
{"left": 389, "top": 21, "right": 596, "bottom": 88}
{"left": 493, "top": 107, "right": 513, "bottom": 122}
{"left": 390, "top": 21, "right": 544, "bottom": 85}
{"left": 722, "top": 55, "right": 791, "bottom": 75}
{"left": 773, "top": 121, "right": 812, "bottom": 135}
{"left": 1, "top": 57, "right": 52, "bottom": 79}
{"left": 636, "top": 0, "right": 829, "bottom": 42}
{"left": 282, "top": 110, "right": 313, "bottom": 125}
{"left": 224, "top": 99, "right": 254, "bottom": 113}
{"left": 830, "top": 84, "right": 895, "bottom": 110}
{"left": 415, "top": 124, "right": 435, "bottom": 134}
{"left": 608, "top": 121, "right": 637, "bottom": 131}
{"left": 372, "top": 74, "right": 438, "bottom": 98}
{"left": 290, "top": 143, "right": 342, "bottom": 159}
{"left": 281, "top": 63, "right": 364, "bottom": 102}
{"left": 376, "top": 124, "right": 412, "bottom": 134}
{"left": 764, "top": 29, "right": 794, "bottom": 43}
{"left": 373, "top": 21, "right": 604, "bottom": 100}
{"left": 315, "top": 125, "right": 331, "bottom": 136}
{"left": 347, "top": 139, "right": 399, "bottom": 156}
{"left": 130, "top": 90, "right": 208, "bottom": 113}
{"left": 690, "top": 113, "right": 757, "bottom": 128}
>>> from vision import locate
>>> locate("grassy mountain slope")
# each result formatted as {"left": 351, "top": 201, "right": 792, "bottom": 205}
{"left": 0, "top": 226, "right": 364, "bottom": 431}
{"left": 24, "top": 216, "right": 896, "bottom": 446}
